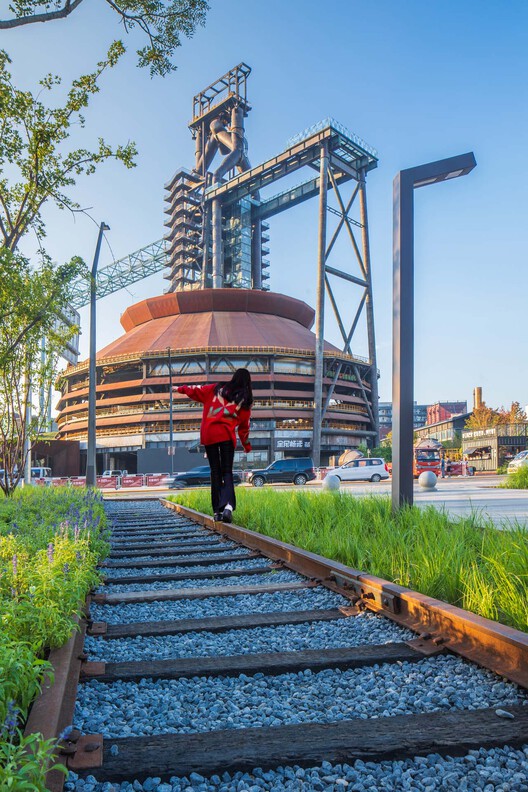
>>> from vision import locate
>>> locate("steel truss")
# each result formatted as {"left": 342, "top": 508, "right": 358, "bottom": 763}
{"left": 68, "top": 239, "right": 168, "bottom": 309}
{"left": 66, "top": 115, "right": 379, "bottom": 459}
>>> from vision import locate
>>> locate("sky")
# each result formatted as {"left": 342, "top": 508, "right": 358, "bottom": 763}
{"left": 4, "top": 0, "right": 528, "bottom": 411}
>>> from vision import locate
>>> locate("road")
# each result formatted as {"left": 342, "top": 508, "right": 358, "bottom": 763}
{"left": 334, "top": 475, "right": 528, "bottom": 528}
{"left": 105, "top": 475, "right": 528, "bottom": 529}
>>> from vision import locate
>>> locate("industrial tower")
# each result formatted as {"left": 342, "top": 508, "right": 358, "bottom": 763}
{"left": 67, "top": 64, "right": 381, "bottom": 458}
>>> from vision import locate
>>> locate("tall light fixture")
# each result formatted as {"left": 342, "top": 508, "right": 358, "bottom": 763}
{"left": 86, "top": 221, "right": 110, "bottom": 487}
{"left": 167, "top": 346, "right": 174, "bottom": 475}
{"left": 392, "top": 153, "right": 476, "bottom": 511}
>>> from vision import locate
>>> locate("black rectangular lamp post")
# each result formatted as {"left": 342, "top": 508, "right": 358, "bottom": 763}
{"left": 392, "top": 152, "right": 476, "bottom": 511}
{"left": 86, "top": 221, "right": 110, "bottom": 488}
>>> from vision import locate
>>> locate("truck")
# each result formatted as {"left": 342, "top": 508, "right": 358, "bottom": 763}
{"left": 413, "top": 439, "right": 442, "bottom": 478}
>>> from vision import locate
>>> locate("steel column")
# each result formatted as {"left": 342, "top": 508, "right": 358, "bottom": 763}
{"left": 211, "top": 198, "right": 223, "bottom": 288}
{"left": 312, "top": 143, "right": 329, "bottom": 467}
{"left": 358, "top": 173, "right": 379, "bottom": 447}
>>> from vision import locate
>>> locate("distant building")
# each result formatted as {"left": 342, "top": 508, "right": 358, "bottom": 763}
{"left": 426, "top": 401, "right": 467, "bottom": 425}
{"left": 414, "top": 413, "right": 471, "bottom": 446}
{"left": 462, "top": 424, "right": 528, "bottom": 472}
{"left": 378, "top": 401, "right": 429, "bottom": 441}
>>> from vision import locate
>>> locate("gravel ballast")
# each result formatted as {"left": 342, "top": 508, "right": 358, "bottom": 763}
{"left": 101, "top": 559, "right": 274, "bottom": 579}
{"left": 74, "top": 655, "right": 526, "bottom": 738}
{"left": 84, "top": 611, "right": 415, "bottom": 663}
{"left": 97, "top": 570, "right": 303, "bottom": 594}
{"left": 90, "top": 588, "right": 348, "bottom": 625}
{"left": 65, "top": 745, "right": 528, "bottom": 791}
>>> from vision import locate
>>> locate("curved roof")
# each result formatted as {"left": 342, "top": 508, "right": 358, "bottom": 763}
{"left": 120, "top": 289, "right": 315, "bottom": 331}
{"left": 97, "top": 289, "right": 340, "bottom": 360}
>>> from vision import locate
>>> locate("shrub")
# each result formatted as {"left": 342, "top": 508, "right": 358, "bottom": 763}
{"left": 500, "top": 466, "right": 528, "bottom": 489}
{"left": 0, "top": 488, "right": 108, "bottom": 790}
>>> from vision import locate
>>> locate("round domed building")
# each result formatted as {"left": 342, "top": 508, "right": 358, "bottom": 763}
{"left": 57, "top": 289, "right": 376, "bottom": 473}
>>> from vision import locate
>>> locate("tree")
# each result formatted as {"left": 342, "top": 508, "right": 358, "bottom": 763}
{"left": 0, "top": 45, "right": 136, "bottom": 254}
{"left": 465, "top": 404, "right": 500, "bottom": 430}
{"left": 497, "top": 401, "right": 528, "bottom": 425}
{"left": 0, "top": 250, "right": 85, "bottom": 495}
{"left": 0, "top": 0, "right": 209, "bottom": 77}
{"left": 0, "top": 47, "right": 136, "bottom": 492}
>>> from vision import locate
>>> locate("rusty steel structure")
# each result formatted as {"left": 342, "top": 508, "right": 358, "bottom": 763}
{"left": 64, "top": 63, "right": 381, "bottom": 466}
{"left": 161, "top": 63, "right": 381, "bottom": 461}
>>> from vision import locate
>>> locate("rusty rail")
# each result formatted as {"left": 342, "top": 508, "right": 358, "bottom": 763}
{"left": 162, "top": 500, "right": 528, "bottom": 689}
{"left": 23, "top": 613, "right": 92, "bottom": 792}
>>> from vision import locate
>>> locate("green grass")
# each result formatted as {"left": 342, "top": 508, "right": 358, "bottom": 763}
{"left": 170, "top": 489, "right": 528, "bottom": 633}
{"left": 500, "top": 466, "right": 528, "bottom": 489}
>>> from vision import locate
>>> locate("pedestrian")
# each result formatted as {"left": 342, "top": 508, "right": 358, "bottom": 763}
{"left": 445, "top": 457, "right": 452, "bottom": 477}
{"left": 440, "top": 456, "right": 445, "bottom": 478}
{"left": 175, "top": 368, "right": 253, "bottom": 523}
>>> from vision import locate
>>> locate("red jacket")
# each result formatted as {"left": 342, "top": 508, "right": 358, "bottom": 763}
{"left": 176, "top": 383, "right": 252, "bottom": 451}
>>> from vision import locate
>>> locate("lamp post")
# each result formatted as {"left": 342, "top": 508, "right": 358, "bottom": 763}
{"left": 392, "top": 153, "right": 476, "bottom": 511}
{"left": 167, "top": 347, "right": 174, "bottom": 475}
{"left": 86, "top": 221, "right": 110, "bottom": 487}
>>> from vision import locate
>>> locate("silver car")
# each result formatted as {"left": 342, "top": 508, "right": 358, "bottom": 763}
{"left": 329, "top": 457, "right": 390, "bottom": 483}
{"left": 507, "top": 450, "right": 528, "bottom": 474}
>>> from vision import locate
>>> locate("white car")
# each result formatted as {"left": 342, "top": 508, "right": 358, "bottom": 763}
{"left": 507, "top": 451, "right": 528, "bottom": 474}
{"left": 329, "top": 457, "right": 390, "bottom": 483}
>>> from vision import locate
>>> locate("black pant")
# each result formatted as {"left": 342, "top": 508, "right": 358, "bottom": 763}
{"left": 205, "top": 441, "right": 236, "bottom": 514}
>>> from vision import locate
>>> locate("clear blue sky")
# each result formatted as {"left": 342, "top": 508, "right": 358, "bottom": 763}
{"left": 6, "top": 0, "right": 528, "bottom": 410}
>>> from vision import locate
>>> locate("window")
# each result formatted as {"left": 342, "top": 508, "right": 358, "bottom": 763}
{"left": 369, "top": 459, "right": 382, "bottom": 466}
{"left": 358, "top": 460, "right": 368, "bottom": 467}
{"left": 283, "top": 460, "right": 298, "bottom": 470}
{"left": 270, "top": 461, "right": 287, "bottom": 470}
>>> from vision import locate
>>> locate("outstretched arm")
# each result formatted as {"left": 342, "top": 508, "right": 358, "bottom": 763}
{"left": 176, "top": 383, "right": 215, "bottom": 404}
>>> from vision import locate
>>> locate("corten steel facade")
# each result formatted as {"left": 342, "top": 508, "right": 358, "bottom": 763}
{"left": 56, "top": 290, "right": 375, "bottom": 471}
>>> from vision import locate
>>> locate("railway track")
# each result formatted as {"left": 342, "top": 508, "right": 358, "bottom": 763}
{"left": 26, "top": 498, "right": 528, "bottom": 791}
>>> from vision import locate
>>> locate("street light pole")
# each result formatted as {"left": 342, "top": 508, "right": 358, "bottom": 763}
{"left": 392, "top": 153, "right": 476, "bottom": 511}
{"left": 86, "top": 221, "right": 110, "bottom": 487}
{"left": 167, "top": 347, "right": 174, "bottom": 475}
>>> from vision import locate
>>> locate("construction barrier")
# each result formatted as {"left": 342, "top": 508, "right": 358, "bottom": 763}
{"left": 96, "top": 477, "right": 118, "bottom": 489}
{"left": 145, "top": 474, "right": 171, "bottom": 487}
{"left": 121, "top": 475, "right": 145, "bottom": 488}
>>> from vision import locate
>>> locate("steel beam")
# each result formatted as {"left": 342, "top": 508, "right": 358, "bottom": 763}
{"left": 312, "top": 143, "right": 329, "bottom": 468}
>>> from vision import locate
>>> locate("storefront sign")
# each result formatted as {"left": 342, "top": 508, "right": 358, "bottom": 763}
{"left": 274, "top": 438, "right": 312, "bottom": 451}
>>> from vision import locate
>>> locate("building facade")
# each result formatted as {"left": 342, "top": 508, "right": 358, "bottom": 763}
{"left": 462, "top": 424, "right": 528, "bottom": 471}
{"left": 426, "top": 401, "right": 467, "bottom": 425}
{"left": 57, "top": 290, "right": 376, "bottom": 472}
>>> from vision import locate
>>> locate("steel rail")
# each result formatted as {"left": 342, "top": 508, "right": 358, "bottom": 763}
{"left": 162, "top": 500, "right": 528, "bottom": 689}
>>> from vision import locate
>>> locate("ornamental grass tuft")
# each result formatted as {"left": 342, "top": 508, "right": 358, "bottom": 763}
{"left": 170, "top": 489, "right": 528, "bottom": 633}
{"left": 500, "top": 466, "right": 528, "bottom": 489}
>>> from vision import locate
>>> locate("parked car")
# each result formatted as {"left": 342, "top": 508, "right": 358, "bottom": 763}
{"left": 102, "top": 470, "right": 127, "bottom": 478}
{"left": 329, "top": 457, "right": 390, "bottom": 483}
{"left": 507, "top": 450, "right": 528, "bottom": 474}
{"left": 248, "top": 458, "right": 316, "bottom": 487}
{"left": 30, "top": 466, "right": 52, "bottom": 485}
{"left": 169, "top": 465, "right": 242, "bottom": 489}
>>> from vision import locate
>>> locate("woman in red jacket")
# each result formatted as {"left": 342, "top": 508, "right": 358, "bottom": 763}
{"left": 176, "top": 368, "right": 253, "bottom": 523}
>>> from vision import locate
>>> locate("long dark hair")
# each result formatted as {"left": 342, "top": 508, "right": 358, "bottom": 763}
{"left": 216, "top": 368, "right": 253, "bottom": 409}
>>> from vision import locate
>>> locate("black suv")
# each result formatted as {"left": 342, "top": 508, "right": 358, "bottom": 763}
{"left": 248, "top": 457, "right": 316, "bottom": 487}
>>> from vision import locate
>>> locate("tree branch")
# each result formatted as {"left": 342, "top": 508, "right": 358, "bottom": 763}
{"left": 0, "top": 0, "right": 85, "bottom": 29}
